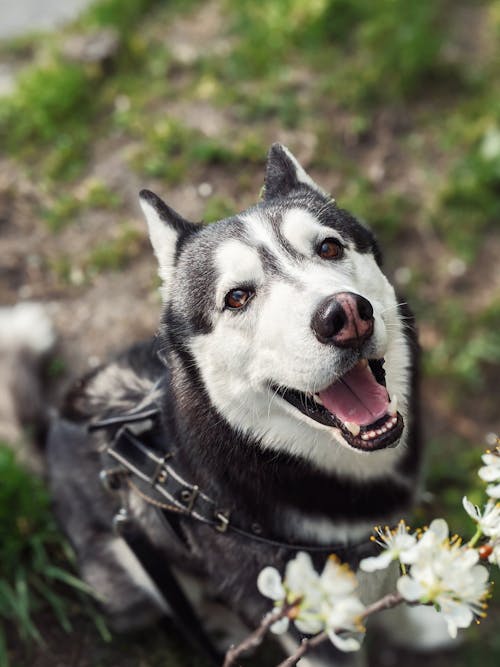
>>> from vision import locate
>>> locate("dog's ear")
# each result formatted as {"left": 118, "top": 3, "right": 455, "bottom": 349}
{"left": 139, "top": 189, "right": 198, "bottom": 286}
{"left": 263, "top": 143, "right": 328, "bottom": 201}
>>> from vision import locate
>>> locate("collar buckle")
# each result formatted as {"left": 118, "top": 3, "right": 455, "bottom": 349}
{"left": 214, "top": 509, "right": 230, "bottom": 532}
{"left": 180, "top": 486, "right": 199, "bottom": 514}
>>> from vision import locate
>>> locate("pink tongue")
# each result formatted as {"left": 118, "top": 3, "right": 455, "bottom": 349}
{"left": 318, "top": 362, "right": 389, "bottom": 427}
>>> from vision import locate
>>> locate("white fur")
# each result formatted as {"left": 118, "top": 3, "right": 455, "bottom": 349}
{"left": 214, "top": 240, "right": 265, "bottom": 309}
{"left": 281, "top": 207, "right": 343, "bottom": 257}
{"left": 0, "top": 302, "right": 55, "bottom": 354}
{"left": 278, "top": 511, "right": 384, "bottom": 545}
{"left": 140, "top": 197, "right": 180, "bottom": 296}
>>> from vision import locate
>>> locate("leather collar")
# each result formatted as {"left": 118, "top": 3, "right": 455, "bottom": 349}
{"left": 90, "top": 404, "right": 375, "bottom": 558}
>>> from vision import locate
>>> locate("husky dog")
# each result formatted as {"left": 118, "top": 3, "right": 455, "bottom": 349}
{"left": 48, "top": 144, "right": 424, "bottom": 664}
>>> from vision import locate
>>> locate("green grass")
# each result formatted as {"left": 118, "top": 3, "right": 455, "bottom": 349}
{"left": 223, "top": 0, "right": 450, "bottom": 103}
{"left": 43, "top": 180, "right": 121, "bottom": 232}
{"left": 0, "top": 0, "right": 184, "bottom": 185}
{"left": 85, "top": 224, "right": 144, "bottom": 273}
{"left": 0, "top": 444, "right": 109, "bottom": 667}
{"left": 422, "top": 297, "right": 500, "bottom": 394}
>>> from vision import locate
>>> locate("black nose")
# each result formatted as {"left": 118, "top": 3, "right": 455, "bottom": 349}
{"left": 311, "top": 292, "right": 374, "bottom": 348}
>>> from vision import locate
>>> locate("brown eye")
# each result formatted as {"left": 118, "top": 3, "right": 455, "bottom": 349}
{"left": 225, "top": 288, "right": 254, "bottom": 310}
{"left": 318, "top": 238, "right": 343, "bottom": 260}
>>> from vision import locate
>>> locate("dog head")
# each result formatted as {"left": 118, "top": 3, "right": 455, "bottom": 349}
{"left": 139, "top": 144, "right": 412, "bottom": 478}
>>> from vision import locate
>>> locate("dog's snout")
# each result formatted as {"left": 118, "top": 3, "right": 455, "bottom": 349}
{"left": 311, "top": 292, "right": 374, "bottom": 348}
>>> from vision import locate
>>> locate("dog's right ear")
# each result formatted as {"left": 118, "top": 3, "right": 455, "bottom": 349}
{"left": 139, "top": 189, "right": 198, "bottom": 286}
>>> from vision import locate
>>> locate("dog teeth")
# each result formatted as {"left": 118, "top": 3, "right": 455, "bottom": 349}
{"left": 313, "top": 394, "right": 324, "bottom": 406}
{"left": 359, "top": 358, "right": 368, "bottom": 368}
{"left": 344, "top": 421, "right": 360, "bottom": 437}
{"left": 388, "top": 394, "right": 398, "bottom": 417}
{"left": 361, "top": 433, "right": 370, "bottom": 441}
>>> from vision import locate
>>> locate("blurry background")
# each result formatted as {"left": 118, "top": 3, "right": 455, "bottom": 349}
{"left": 0, "top": 0, "right": 499, "bottom": 665}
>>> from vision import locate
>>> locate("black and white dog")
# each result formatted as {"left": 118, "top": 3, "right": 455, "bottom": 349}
{"left": 48, "top": 144, "right": 425, "bottom": 664}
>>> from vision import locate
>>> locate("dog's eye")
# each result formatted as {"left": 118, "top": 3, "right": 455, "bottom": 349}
{"left": 225, "top": 288, "right": 254, "bottom": 310}
{"left": 318, "top": 238, "right": 343, "bottom": 260}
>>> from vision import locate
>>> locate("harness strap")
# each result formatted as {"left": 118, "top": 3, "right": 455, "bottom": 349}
{"left": 99, "top": 422, "right": 374, "bottom": 557}
{"left": 115, "top": 514, "right": 223, "bottom": 666}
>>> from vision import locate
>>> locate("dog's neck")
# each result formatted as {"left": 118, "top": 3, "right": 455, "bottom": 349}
{"left": 161, "top": 358, "right": 418, "bottom": 545}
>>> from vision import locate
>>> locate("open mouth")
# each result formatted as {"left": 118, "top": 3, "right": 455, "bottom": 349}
{"left": 272, "top": 359, "right": 404, "bottom": 452}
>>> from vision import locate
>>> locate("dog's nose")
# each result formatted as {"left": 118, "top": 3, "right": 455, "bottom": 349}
{"left": 311, "top": 292, "right": 374, "bottom": 348}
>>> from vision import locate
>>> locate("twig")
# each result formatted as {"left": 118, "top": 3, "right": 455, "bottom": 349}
{"left": 223, "top": 598, "right": 302, "bottom": 667}
{"left": 277, "top": 630, "right": 328, "bottom": 667}
{"left": 276, "top": 592, "right": 404, "bottom": 667}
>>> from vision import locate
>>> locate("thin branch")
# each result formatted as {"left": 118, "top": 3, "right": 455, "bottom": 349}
{"left": 276, "top": 592, "right": 404, "bottom": 667}
{"left": 223, "top": 598, "right": 302, "bottom": 667}
{"left": 361, "top": 591, "right": 404, "bottom": 619}
{"left": 277, "top": 630, "right": 328, "bottom": 667}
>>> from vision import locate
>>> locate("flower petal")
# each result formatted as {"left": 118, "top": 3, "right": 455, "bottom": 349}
{"left": 462, "top": 496, "right": 480, "bottom": 521}
{"left": 359, "top": 551, "right": 393, "bottom": 572}
{"left": 486, "top": 483, "right": 500, "bottom": 499}
{"left": 428, "top": 518, "right": 449, "bottom": 542}
{"left": 320, "top": 557, "right": 357, "bottom": 597}
{"left": 439, "top": 598, "right": 474, "bottom": 637}
{"left": 327, "top": 630, "right": 362, "bottom": 652}
{"left": 294, "top": 616, "right": 324, "bottom": 635}
{"left": 397, "top": 575, "right": 424, "bottom": 602}
{"left": 285, "top": 551, "right": 318, "bottom": 594}
{"left": 270, "top": 617, "right": 289, "bottom": 635}
{"left": 257, "top": 567, "right": 285, "bottom": 601}
{"left": 479, "top": 467, "right": 500, "bottom": 482}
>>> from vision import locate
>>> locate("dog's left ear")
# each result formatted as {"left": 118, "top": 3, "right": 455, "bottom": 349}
{"left": 139, "top": 189, "right": 198, "bottom": 287}
{"left": 263, "top": 143, "right": 329, "bottom": 201}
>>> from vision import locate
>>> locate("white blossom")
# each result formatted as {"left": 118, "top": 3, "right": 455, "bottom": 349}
{"left": 478, "top": 450, "right": 500, "bottom": 499}
{"left": 397, "top": 520, "right": 490, "bottom": 638}
{"left": 326, "top": 596, "right": 366, "bottom": 652}
{"left": 256, "top": 566, "right": 290, "bottom": 634}
{"left": 462, "top": 497, "right": 500, "bottom": 538}
{"left": 256, "top": 553, "right": 366, "bottom": 649}
{"left": 257, "top": 567, "right": 286, "bottom": 601}
{"left": 320, "top": 555, "right": 359, "bottom": 599}
{"left": 400, "top": 518, "right": 449, "bottom": 566}
{"left": 359, "top": 521, "right": 417, "bottom": 572}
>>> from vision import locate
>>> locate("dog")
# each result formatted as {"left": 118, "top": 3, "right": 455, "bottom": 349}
{"left": 47, "top": 144, "right": 426, "bottom": 665}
